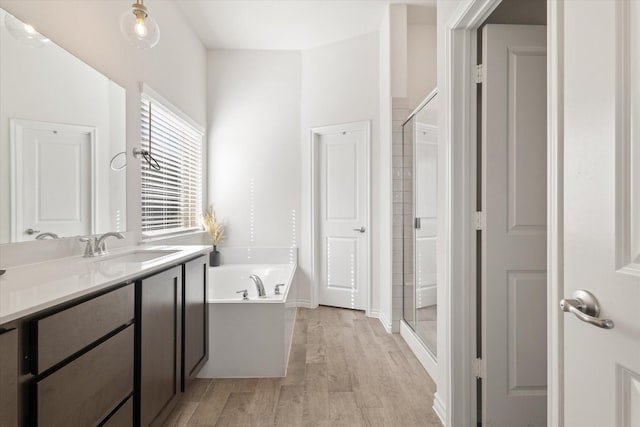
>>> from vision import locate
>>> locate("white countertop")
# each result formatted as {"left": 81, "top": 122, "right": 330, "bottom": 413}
{"left": 0, "top": 245, "right": 211, "bottom": 325}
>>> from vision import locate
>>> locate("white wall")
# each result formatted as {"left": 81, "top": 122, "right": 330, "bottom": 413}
{"left": 207, "top": 49, "right": 301, "bottom": 252}
{"left": 408, "top": 24, "right": 437, "bottom": 107}
{"left": 379, "top": 6, "right": 394, "bottom": 331}
{"left": 0, "top": 0, "right": 207, "bottom": 266}
{"left": 299, "top": 32, "right": 380, "bottom": 308}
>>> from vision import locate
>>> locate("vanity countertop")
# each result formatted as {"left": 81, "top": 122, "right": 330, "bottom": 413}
{"left": 0, "top": 245, "right": 211, "bottom": 325}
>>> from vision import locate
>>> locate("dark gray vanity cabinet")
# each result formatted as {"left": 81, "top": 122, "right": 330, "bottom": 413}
{"left": 31, "top": 283, "right": 135, "bottom": 427}
{"left": 182, "top": 255, "right": 208, "bottom": 390}
{"left": 0, "top": 326, "right": 18, "bottom": 426}
{"left": 137, "top": 265, "right": 183, "bottom": 427}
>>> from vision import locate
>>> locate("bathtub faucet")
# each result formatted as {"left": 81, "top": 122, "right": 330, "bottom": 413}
{"left": 249, "top": 274, "right": 267, "bottom": 298}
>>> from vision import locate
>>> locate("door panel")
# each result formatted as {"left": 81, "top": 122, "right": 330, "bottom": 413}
{"left": 318, "top": 124, "right": 368, "bottom": 310}
{"left": 563, "top": 1, "right": 640, "bottom": 425}
{"left": 139, "top": 266, "right": 182, "bottom": 427}
{"left": 13, "top": 120, "right": 94, "bottom": 241}
{"left": 481, "top": 24, "right": 547, "bottom": 426}
{"left": 326, "top": 143, "right": 358, "bottom": 220}
{"left": 183, "top": 256, "right": 208, "bottom": 389}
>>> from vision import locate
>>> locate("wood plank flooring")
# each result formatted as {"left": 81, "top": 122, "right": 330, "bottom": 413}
{"left": 164, "top": 306, "right": 442, "bottom": 427}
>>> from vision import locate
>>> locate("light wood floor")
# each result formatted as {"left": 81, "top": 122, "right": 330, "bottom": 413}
{"left": 164, "top": 306, "right": 442, "bottom": 427}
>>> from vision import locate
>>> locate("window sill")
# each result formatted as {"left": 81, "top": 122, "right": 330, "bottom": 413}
{"left": 140, "top": 230, "right": 207, "bottom": 244}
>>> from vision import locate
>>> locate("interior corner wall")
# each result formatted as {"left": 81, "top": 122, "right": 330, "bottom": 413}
{"left": 0, "top": 0, "right": 207, "bottom": 260}
{"left": 300, "top": 32, "right": 381, "bottom": 309}
{"left": 206, "top": 49, "right": 302, "bottom": 253}
{"left": 390, "top": 4, "right": 408, "bottom": 98}
{"left": 379, "top": 6, "right": 394, "bottom": 331}
{"left": 407, "top": 24, "right": 438, "bottom": 108}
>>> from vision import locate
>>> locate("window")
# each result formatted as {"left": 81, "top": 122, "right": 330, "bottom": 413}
{"left": 140, "top": 90, "right": 203, "bottom": 237}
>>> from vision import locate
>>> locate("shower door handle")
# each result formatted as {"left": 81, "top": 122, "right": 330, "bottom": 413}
{"left": 415, "top": 218, "right": 421, "bottom": 230}
{"left": 353, "top": 226, "right": 366, "bottom": 233}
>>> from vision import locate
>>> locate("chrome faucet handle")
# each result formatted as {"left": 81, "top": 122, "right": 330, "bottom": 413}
{"left": 274, "top": 284, "right": 284, "bottom": 295}
{"left": 236, "top": 289, "right": 249, "bottom": 300}
{"left": 79, "top": 236, "right": 97, "bottom": 257}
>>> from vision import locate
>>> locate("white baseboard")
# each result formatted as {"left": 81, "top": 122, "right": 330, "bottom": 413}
{"left": 294, "top": 299, "right": 312, "bottom": 308}
{"left": 368, "top": 309, "right": 393, "bottom": 333}
{"left": 433, "top": 392, "right": 446, "bottom": 426}
{"left": 400, "top": 320, "right": 439, "bottom": 385}
{"left": 391, "top": 319, "right": 400, "bottom": 333}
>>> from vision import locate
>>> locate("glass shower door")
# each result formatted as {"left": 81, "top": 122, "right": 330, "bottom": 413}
{"left": 402, "top": 91, "right": 439, "bottom": 358}
{"left": 402, "top": 115, "right": 416, "bottom": 331}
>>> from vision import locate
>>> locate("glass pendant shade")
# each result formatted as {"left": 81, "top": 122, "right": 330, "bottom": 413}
{"left": 3, "top": 12, "right": 50, "bottom": 48}
{"left": 120, "top": 2, "right": 160, "bottom": 49}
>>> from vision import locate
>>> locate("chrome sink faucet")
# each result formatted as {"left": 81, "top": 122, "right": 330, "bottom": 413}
{"left": 79, "top": 232, "right": 125, "bottom": 257}
{"left": 249, "top": 274, "right": 267, "bottom": 298}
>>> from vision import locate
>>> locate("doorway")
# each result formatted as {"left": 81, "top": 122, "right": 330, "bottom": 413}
{"left": 10, "top": 119, "right": 96, "bottom": 242}
{"left": 472, "top": 1, "right": 548, "bottom": 425}
{"left": 310, "top": 121, "right": 371, "bottom": 312}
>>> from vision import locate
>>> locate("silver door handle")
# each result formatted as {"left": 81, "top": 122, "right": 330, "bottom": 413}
{"left": 353, "top": 227, "right": 366, "bottom": 233}
{"left": 25, "top": 228, "right": 40, "bottom": 235}
{"left": 560, "top": 289, "right": 614, "bottom": 329}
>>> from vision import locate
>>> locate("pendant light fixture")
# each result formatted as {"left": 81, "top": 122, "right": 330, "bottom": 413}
{"left": 120, "top": 0, "right": 160, "bottom": 49}
{"left": 3, "top": 12, "right": 50, "bottom": 48}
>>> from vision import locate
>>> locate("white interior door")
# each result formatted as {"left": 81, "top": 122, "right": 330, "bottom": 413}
{"left": 12, "top": 120, "right": 94, "bottom": 241}
{"left": 317, "top": 122, "right": 369, "bottom": 310}
{"left": 481, "top": 24, "right": 547, "bottom": 426}
{"left": 562, "top": 2, "right": 640, "bottom": 426}
{"left": 414, "top": 122, "right": 438, "bottom": 308}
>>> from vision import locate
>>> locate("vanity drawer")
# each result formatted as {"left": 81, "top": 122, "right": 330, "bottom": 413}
{"left": 102, "top": 396, "right": 133, "bottom": 427}
{"left": 33, "top": 283, "right": 134, "bottom": 373}
{"left": 35, "top": 324, "right": 133, "bottom": 427}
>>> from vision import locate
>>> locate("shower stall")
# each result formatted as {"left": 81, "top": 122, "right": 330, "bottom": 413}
{"left": 401, "top": 89, "right": 439, "bottom": 369}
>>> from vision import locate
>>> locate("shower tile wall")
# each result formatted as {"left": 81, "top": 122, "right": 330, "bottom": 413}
{"left": 392, "top": 97, "right": 411, "bottom": 332}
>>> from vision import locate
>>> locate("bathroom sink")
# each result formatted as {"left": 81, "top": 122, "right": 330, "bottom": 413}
{"left": 100, "top": 250, "right": 180, "bottom": 263}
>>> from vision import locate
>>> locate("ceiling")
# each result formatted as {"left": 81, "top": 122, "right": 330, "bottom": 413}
{"left": 174, "top": 1, "right": 437, "bottom": 50}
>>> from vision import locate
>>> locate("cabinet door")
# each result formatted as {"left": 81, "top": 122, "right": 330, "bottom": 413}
{"left": 138, "top": 266, "right": 182, "bottom": 427}
{"left": 0, "top": 327, "right": 18, "bottom": 426}
{"left": 183, "top": 255, "right": 208, "bottom": 389}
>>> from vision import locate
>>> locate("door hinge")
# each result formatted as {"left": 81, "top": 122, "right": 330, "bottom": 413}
{"left": 473, "top": 358, "right": 485, "bottom": 379}
{"left": 474, "top": 211, "right": 485, "bottom": 230}
{"left": 475, "top": 64, "right": 484, "bottom": 84}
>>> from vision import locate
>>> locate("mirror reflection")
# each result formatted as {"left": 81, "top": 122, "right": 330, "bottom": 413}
{"left": 402, "top": 90, "right": 438, "bottom": 357}
{"left": 0, "top": 9, "right": 127, "bottom": 243}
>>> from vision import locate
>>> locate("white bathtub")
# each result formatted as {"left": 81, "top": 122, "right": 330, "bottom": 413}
{"left": 197, "top": 263, "right": 297, "bottom": 378}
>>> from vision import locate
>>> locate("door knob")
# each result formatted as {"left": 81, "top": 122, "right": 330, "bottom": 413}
{"left": 25, "top": 228, "right": 40, "bottom": 235}
{"left": 560, "top": 289, "right": 614, "bottom": 329}
{"left": 353, "top": 226, "right": 366, "bottom": 233}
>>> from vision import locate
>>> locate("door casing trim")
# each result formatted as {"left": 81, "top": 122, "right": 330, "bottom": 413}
{"left": 443, "top": 1, "right": 563, "bottom": 426}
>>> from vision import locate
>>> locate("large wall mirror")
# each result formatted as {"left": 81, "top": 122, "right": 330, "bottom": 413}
{"left": 0, "top": 9, "right": 127, "bottom": 243}
{"left": 402, "top": 89, "right": 438, "bottom": 358}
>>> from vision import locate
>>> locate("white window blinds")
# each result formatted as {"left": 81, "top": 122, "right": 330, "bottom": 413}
{"left": 140, "top": 93, "right": 203, "bottom": 237}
